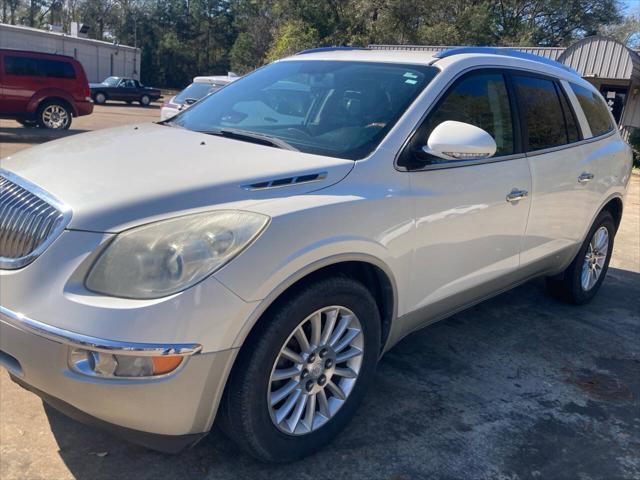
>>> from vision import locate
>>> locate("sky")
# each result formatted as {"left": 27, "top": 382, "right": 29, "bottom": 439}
{"left": 621, "top": 0, "right": 639, "bottom": 14}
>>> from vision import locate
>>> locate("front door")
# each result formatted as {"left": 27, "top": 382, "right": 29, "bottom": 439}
{"left": 399, "top": 70, "right": 532, "bottom": 330}
{"left": 119, "top": 79, "right": 138, "bottom": 101}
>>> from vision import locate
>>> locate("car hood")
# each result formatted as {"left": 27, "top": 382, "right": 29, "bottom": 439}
{"left": 1, "top": 123, "right": 354, "bottom": 232}
{"left": 89, "top": 83, "right": 107, "bottom": 88}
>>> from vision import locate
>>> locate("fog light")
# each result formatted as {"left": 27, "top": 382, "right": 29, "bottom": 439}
{"left": 70, "top": 348, "right": 183, "bottom": 378}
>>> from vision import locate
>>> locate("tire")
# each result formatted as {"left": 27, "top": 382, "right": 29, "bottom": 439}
{"left": 17, "top": 119, "right": 38, "bottom": 128}
{"left": 220, "top": 276, "right": 381, "bottom": 462}
{"left": 546, "top": 210, "right": 616, "bottom": 305}
{"left": 139, "top": 94, "right": 151, "bottom": 106}
{"left": 36, "top": 101, "right": 72, "bottom": 130}
{"left": 94, "top": 92, "right": 107, "bottom": 105}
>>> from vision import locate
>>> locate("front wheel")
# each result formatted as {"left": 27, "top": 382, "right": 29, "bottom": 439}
{"left": 220, "top": 277, "right": 381, "bottom": 462}
{"left": 546, "top": 210, "right": 615, "bottom": 304}
{"left": 94, "top": 92, "right": 107, "bottom": 104}
{"left": 139, "top": 94, "right": 151, "bottom": 106}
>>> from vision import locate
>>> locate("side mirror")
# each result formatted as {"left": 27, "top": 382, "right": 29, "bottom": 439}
{"left": 422, "top": 120, "right": 497, "bottom": 162}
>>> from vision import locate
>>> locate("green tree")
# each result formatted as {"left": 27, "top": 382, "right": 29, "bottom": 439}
{"left": 266, "top": 19, "right": 319, "bottom": 62}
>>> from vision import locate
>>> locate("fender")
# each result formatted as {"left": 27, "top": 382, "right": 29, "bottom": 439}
{"left": 226, "top": 250, "right": 400, "bottom": 351}
{"left": 200, "top": 250, "right": 400, "bottom": 432}
{"left": 581, "top": 190, "right": 625, "bottom": 243}
{"left": 27, "top": 88, "right": 78, "bottom": 116}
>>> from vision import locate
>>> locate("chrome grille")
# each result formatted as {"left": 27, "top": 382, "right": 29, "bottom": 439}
{"left": 0, "top": 170, "right": 71, "bottom": 269}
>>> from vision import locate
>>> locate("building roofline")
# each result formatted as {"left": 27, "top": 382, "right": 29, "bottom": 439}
{"left": 0, "top": 23, "right": 139, "bottom": 52}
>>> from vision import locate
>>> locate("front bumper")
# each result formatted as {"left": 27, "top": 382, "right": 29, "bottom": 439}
{"left": 0, "top": 306, "right": 236, "bottom": 448}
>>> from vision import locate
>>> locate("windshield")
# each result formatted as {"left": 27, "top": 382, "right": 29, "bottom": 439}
{"left": 103, "top": 76, "right": 120, "bottom": 86}
{"left": 174, "top": 82, "right": 223, "bottom": 104}
{"left": 169, "top": 61, "right": 438, "bottom": 160}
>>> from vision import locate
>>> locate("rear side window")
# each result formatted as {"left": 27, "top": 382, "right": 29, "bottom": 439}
{"left": 39, "top": 59, "right": 76, "bottom": 79}
{"left": 421, "top": 72, "right": 514, "bottom": 156}
{"left": 570, "top": 83, "right": 614, "bottom": 137}
{"left": 4, "top": 56, "right": 39, "bottom": 76}
{"left": 513, "top": 75, "right": 568, "bottom": 151}
{"left": 4, "top": 56, "right": 75, "bottom": 79}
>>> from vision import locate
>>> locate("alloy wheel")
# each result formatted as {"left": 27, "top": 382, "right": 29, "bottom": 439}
{"left": 581, "top": 226, "right": 609, "bottom": 291}
{"left": 267, "top": 306, "right": 364, "bottom": 435}
{"left": 41, "top": 105, "right": 69, "bottom": 129}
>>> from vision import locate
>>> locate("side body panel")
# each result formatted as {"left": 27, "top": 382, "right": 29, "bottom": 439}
{"left": 403, "top": 159, "right": 532, "bottom": 334}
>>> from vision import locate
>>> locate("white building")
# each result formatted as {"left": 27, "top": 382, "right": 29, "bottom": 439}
{"left": 0, "top": 23, "right": 141, "bottom": 83}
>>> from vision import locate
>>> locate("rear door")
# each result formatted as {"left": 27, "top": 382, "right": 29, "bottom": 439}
{"left": 566, "top": 82, "right": 623, "bottom": 235}
{"left": 400, "top": 69, "right": 532, "bottom": 329}
{"left": 38, "top": 57, "right": 78, "bottom": 97}
{"left": 512, "top": 73, "right": 587, "bottom": 269}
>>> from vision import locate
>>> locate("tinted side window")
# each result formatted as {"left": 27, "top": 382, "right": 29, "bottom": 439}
{"left": 558, "top": 85, "right": 580, "bottom": 143}
{"left": 513, "top": 75, "right": 567, "bottom": 151}
{"left": 422, "top": 72, "right": 514, "bottom": 156}
{"left": 4, "top": 56, "right": 39, "bottom": 76}
{"left": 39, "top": 59, "right": 76, "bottom": 79}
{"left": 570, "top": 83, "right": 614, "bottom": 137}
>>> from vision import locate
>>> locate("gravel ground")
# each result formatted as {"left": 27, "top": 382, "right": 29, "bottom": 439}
{"left": 1, "top": 109, "right": 639, "bottom": 479}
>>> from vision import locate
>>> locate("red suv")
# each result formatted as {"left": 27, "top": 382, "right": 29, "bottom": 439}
{"left": 0, "top": 49, "right": 93, "bottom": 129}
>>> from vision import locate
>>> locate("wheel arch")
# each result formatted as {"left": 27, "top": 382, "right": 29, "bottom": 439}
{"left": 210, "top": 255, "right": 398, "bottom": 431}
{"left": 601, "top": 196, "right": 623, "bottom": 232}
{"left": 30, "top": 92, "right": 78, "bottom": 116}
{"left": 232, "top": 254, "right": 399, "bottom": 357}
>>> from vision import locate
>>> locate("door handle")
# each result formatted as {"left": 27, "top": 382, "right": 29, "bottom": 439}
{"left": 578, "top": 172, "right": 594, "bottom": 184}
{"left": 506, "top": 189, "right": 528, "bottom": 203}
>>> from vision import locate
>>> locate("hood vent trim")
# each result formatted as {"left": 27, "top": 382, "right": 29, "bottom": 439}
{"left": 242, "top": 172, "right": 328, "bottom": 191}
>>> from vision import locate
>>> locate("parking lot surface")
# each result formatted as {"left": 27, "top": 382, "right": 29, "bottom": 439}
{"left": 0, "top": 103, "right": 160, "bottom": 159}
{"left": 1, "top": 106, "right": 639, "bottom": 480}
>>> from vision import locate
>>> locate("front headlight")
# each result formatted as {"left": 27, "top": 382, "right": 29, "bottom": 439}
{"left": 85, "top": 210, "right": 269, "bottom": 299}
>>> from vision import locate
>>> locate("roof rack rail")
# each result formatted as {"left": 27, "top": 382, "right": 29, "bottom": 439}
{"left": 433, "top": 47, "right": 578, "bottom": 74}
{"left": 296, "top": 46, "right": 365, "bottom": 55}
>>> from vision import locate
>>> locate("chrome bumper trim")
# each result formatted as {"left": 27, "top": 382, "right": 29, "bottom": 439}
{"left": 0, "top": 305, "right": 202, "bottom": 356}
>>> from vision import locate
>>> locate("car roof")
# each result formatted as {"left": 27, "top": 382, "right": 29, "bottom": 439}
{"left": 193, "top": 75, "right": 238, "bottom": 84}
{"left": 282, "top": 48, "right": 438, "bottom": 65}
{"left": 282, "top": 47, "right": 587, "bottom": 85}
{"left": 0, "top": 48, "right": 75, "bottom": 61}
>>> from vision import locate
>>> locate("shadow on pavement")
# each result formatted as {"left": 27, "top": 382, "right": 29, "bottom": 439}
{"left": 0, "top": 127, "right": 88, "bottom": 144}
{"left": 44, "top": 269, "right": 640, "bottom": 480}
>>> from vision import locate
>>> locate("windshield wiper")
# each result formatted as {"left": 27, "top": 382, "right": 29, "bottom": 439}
{"left": 196, "top": 128, "right": 298, "bottom": 151}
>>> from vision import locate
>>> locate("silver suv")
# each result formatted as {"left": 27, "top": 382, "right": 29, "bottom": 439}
{"left": 0, "top": 47, "right": 632, "bottom": 462}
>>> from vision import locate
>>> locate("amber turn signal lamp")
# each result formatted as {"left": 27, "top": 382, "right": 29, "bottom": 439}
{"left": 152, "top": 355, "right": 183, "bottom": 375}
